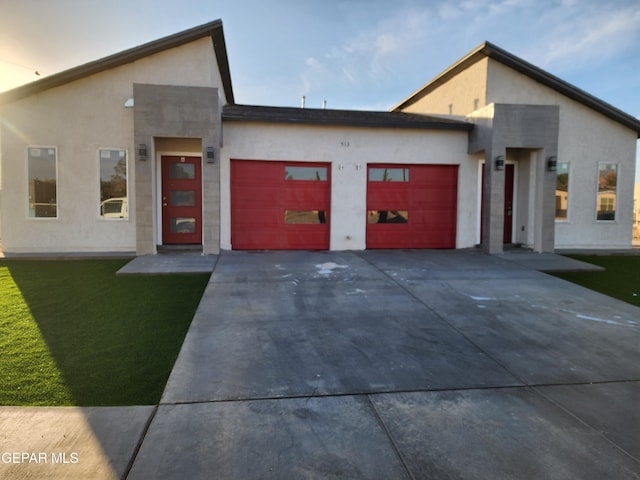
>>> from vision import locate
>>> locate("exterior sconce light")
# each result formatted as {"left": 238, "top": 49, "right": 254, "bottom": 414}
{"left": 495, "top": 155, "right": 505, "bottom": 171}
{"left": 206, "top": 146, "right": 215, "bottom": 163}
{"left": 547, "top": 156, "right": 557, "bottom": 171}
{"left": 124, "top": 98, "right": 134, "bottom": 108}
{"left": 138, "top": 144, "right": 147, "bottom": 161}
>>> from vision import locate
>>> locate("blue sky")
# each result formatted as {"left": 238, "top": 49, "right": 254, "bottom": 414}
{"left": 1, "top": 0, "right": 639, "bottom": 177}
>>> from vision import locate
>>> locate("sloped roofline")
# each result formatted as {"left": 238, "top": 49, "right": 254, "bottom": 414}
{"left": 0, "top": 20, "right": 234, "bottom": 105}
{"left": 392, "top": 41, "right": 640, "bottom": 137}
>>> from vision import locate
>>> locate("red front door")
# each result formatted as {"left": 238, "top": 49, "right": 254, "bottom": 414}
{"left": 161, "top": 156, "right": 202, "bottom": 245}
{"left": 503, "top": 164, "right": 514, "bottom": 243}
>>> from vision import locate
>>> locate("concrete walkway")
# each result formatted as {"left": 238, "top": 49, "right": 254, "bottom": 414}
{"left": 116, "top": 254, "right": 217, "bottom": 275}
{"left": 2, "top": 251, "right": 639, "bottom": 479}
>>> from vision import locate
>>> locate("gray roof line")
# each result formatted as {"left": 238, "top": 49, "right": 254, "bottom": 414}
{"left": 0, "top": 20, "right": 234, "bottom": 105}
{"left": 392, "top": 41, "right": 640, "bottom": 136}
{"left": 222, "top": 104, "right": 473, "bottom": 130}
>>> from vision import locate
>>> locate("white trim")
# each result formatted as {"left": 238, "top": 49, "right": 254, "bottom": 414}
{"left": 25, "top": 145, "right": 58, "bottom": 220}
{"left": 476, "top": 160, "right": 484, "bottom": 245}
{"left": 554, "top": 161, "right": 570, "bottom": 223}
{"left": 508, "top": 160, "right": 518, "bottom": 244}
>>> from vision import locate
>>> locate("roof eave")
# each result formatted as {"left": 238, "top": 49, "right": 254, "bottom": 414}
{"left": 222, "top": 115, "right": 473, "bottom": 130}
{"left": 0, "top": 20, "right": 234, "bottom": 105}
{"left": 391, "top": 42, "right": 489, "bottom": 112}
{"left": 222, "top": 105, "right": 473, "bottom": 131}
{"left": 393, "top": 41, "right": 640, "bottom": 137}
{"left": 481, "top": 42, "right": 640, "bottom": 136}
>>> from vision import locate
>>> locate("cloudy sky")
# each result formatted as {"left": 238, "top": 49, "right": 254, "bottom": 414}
{"left": 1, "top": 0, "right": 639, "bottom": 175}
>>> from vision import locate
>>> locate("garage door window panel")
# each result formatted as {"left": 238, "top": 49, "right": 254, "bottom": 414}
{"left": 369, "top": 168, "right": 410, "bottom": 182}
{"left": 285, "top": 210, "right": 327, "bottom": 224}
{"left": 368, "top": 210, "right": 409, "bottom": 224}
{"left": 285, "top": 166, "right": 327, "bottom": 181}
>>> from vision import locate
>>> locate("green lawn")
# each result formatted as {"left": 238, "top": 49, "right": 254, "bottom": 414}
{"left": 551, "top": 255, "right": 640, "bottom": 308}
{"left": 0, "top": 259, "right": 209, "bottom": 406}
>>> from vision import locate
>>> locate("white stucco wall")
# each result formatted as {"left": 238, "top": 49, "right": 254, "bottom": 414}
{"left": 0, "top": 37, "right": 221, "bottom": 254}
{"left": 220, "top": 122, "right": 476, "bottom": 250}
{"left": 486, "top": 60, "right": 637, "bottom": 249}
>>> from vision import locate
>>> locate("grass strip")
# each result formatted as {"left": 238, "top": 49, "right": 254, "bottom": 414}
{"left": 0, "top": 259, "right": 209, "bottom": 406}
{"left": 551, "top": 255, "right": 640, "bottom": 308}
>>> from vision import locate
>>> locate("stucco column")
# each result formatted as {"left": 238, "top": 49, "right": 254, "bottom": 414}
{"left": 201, "top": 141, "right": 221, "bottom": 255}
{"left": 134, "top": 134, "right": 156, "bottom": 255}
{"left": 482, "top": 147, "right": 506, "bottom": 254}
{"left": 133, "top": 83, "right": 220, "bottom": 256}
{"left": 533, "top": 149, "right": 557, "bottom": 253}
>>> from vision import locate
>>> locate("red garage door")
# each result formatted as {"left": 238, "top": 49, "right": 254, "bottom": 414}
{"left": 231, "top": 160, "right": 330, "bottom": 250}
{"left": 366, "top": 164, "right": 458, "bottom": 249}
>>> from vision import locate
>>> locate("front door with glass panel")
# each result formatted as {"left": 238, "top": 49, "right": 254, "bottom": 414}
{"left": 161, "top": 155, "right": 202, "bottom": 244}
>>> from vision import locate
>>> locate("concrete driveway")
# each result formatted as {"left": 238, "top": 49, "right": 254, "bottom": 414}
{"left": 125, "top": 250, "right": 640, "bottom": 479}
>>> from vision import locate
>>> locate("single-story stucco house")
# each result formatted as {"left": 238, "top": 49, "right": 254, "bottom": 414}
{"left": 1, "top": 20, "right": 639, "bottom": 256}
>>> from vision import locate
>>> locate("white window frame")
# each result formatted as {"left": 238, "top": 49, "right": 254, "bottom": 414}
{"left": 98, "top": 148, "right": 129, "bottom": 221}
{"left": 596, "top": 162, "right": 618, "bottom": 222}
{"left": 26, "top": 145, "right": 58, "bottom": 219}
{"left": 555, "top": 161, "right": 570, "bottom": 223}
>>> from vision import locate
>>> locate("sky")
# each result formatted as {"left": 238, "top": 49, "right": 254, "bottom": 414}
{"left": 1, "top": 0, "right": 639, "bottom": 178}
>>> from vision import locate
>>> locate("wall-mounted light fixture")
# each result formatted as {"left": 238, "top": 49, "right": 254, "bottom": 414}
{"left": 138, "top": 144, "right": 147, "bottom": 161}
{"left": 124, "top": 98, "right": 134, "bottom": 108}
{"left": 206, "top": 146, "right": 215, "bottom": 163}
{"left": 495, "top": 155, "right": 505, "bottom": 171}
{"left": 547, "top": 156, "right": 557, "bottom": 172}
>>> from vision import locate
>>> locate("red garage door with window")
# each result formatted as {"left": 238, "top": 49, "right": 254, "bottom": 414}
{"left": 366, "top": 164, "right": 458, "bottom": 249}
{"left": 231, "top": 160, "right": 330, "bottom": 250}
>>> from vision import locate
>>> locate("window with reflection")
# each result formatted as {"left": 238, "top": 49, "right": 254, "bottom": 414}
{"left": 170, "top": 190, "right": 196, "bottom": 207}
{"left": 100, "top": 149, "right": 127, "bottom": 219}
{"left": 170, "top": 163, "right": 195, "bottom": 179}
{"left": 285, "top": 210, "right": 327, "bottom": 224}
{"left": 285, "top": 166, "right": 327, "bottom": 181}
{"left": 597, "top": 163, "right": 617, "bottom": 221}
{"left": 28, "top": 147, "right": 57, "bottom": 218}
{"left": 555, "top": 161, "right": 569, "bottom": 221}
{"left": 171, "top": 217, "right": 196, "bottom": 233}
{"left": 369, "top": 168, "right": 409, "bottom": 182}
{"left": 368, "top": 210, "right": 409, "bottom": 223}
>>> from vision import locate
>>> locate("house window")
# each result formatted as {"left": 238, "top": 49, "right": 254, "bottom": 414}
{"left": 285, "top": 210, "right": 327, "bottom": 224}
{"left": 555, "top": 162, "right": 569, "bottom": 220}
{"left": 367, "top": 210, "right": 409, "bottom": 223}
{"left": 99, "top": 149, "right": 128, "bottom": 219}
{"left": 284, "top": 166, "right": 327, "bottom": 181}
{"left": 369, "top": 168, "right": 410, "bottom": 182}
{"left": 597, "top": 163, "right": 617, "bottom": 221}
{"left": 27, "top": 147, "right": 57, "bottom": 218}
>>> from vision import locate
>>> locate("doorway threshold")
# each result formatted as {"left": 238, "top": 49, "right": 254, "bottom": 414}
{"left": 157, "top": 245, "right": 204, "bottom": 256}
